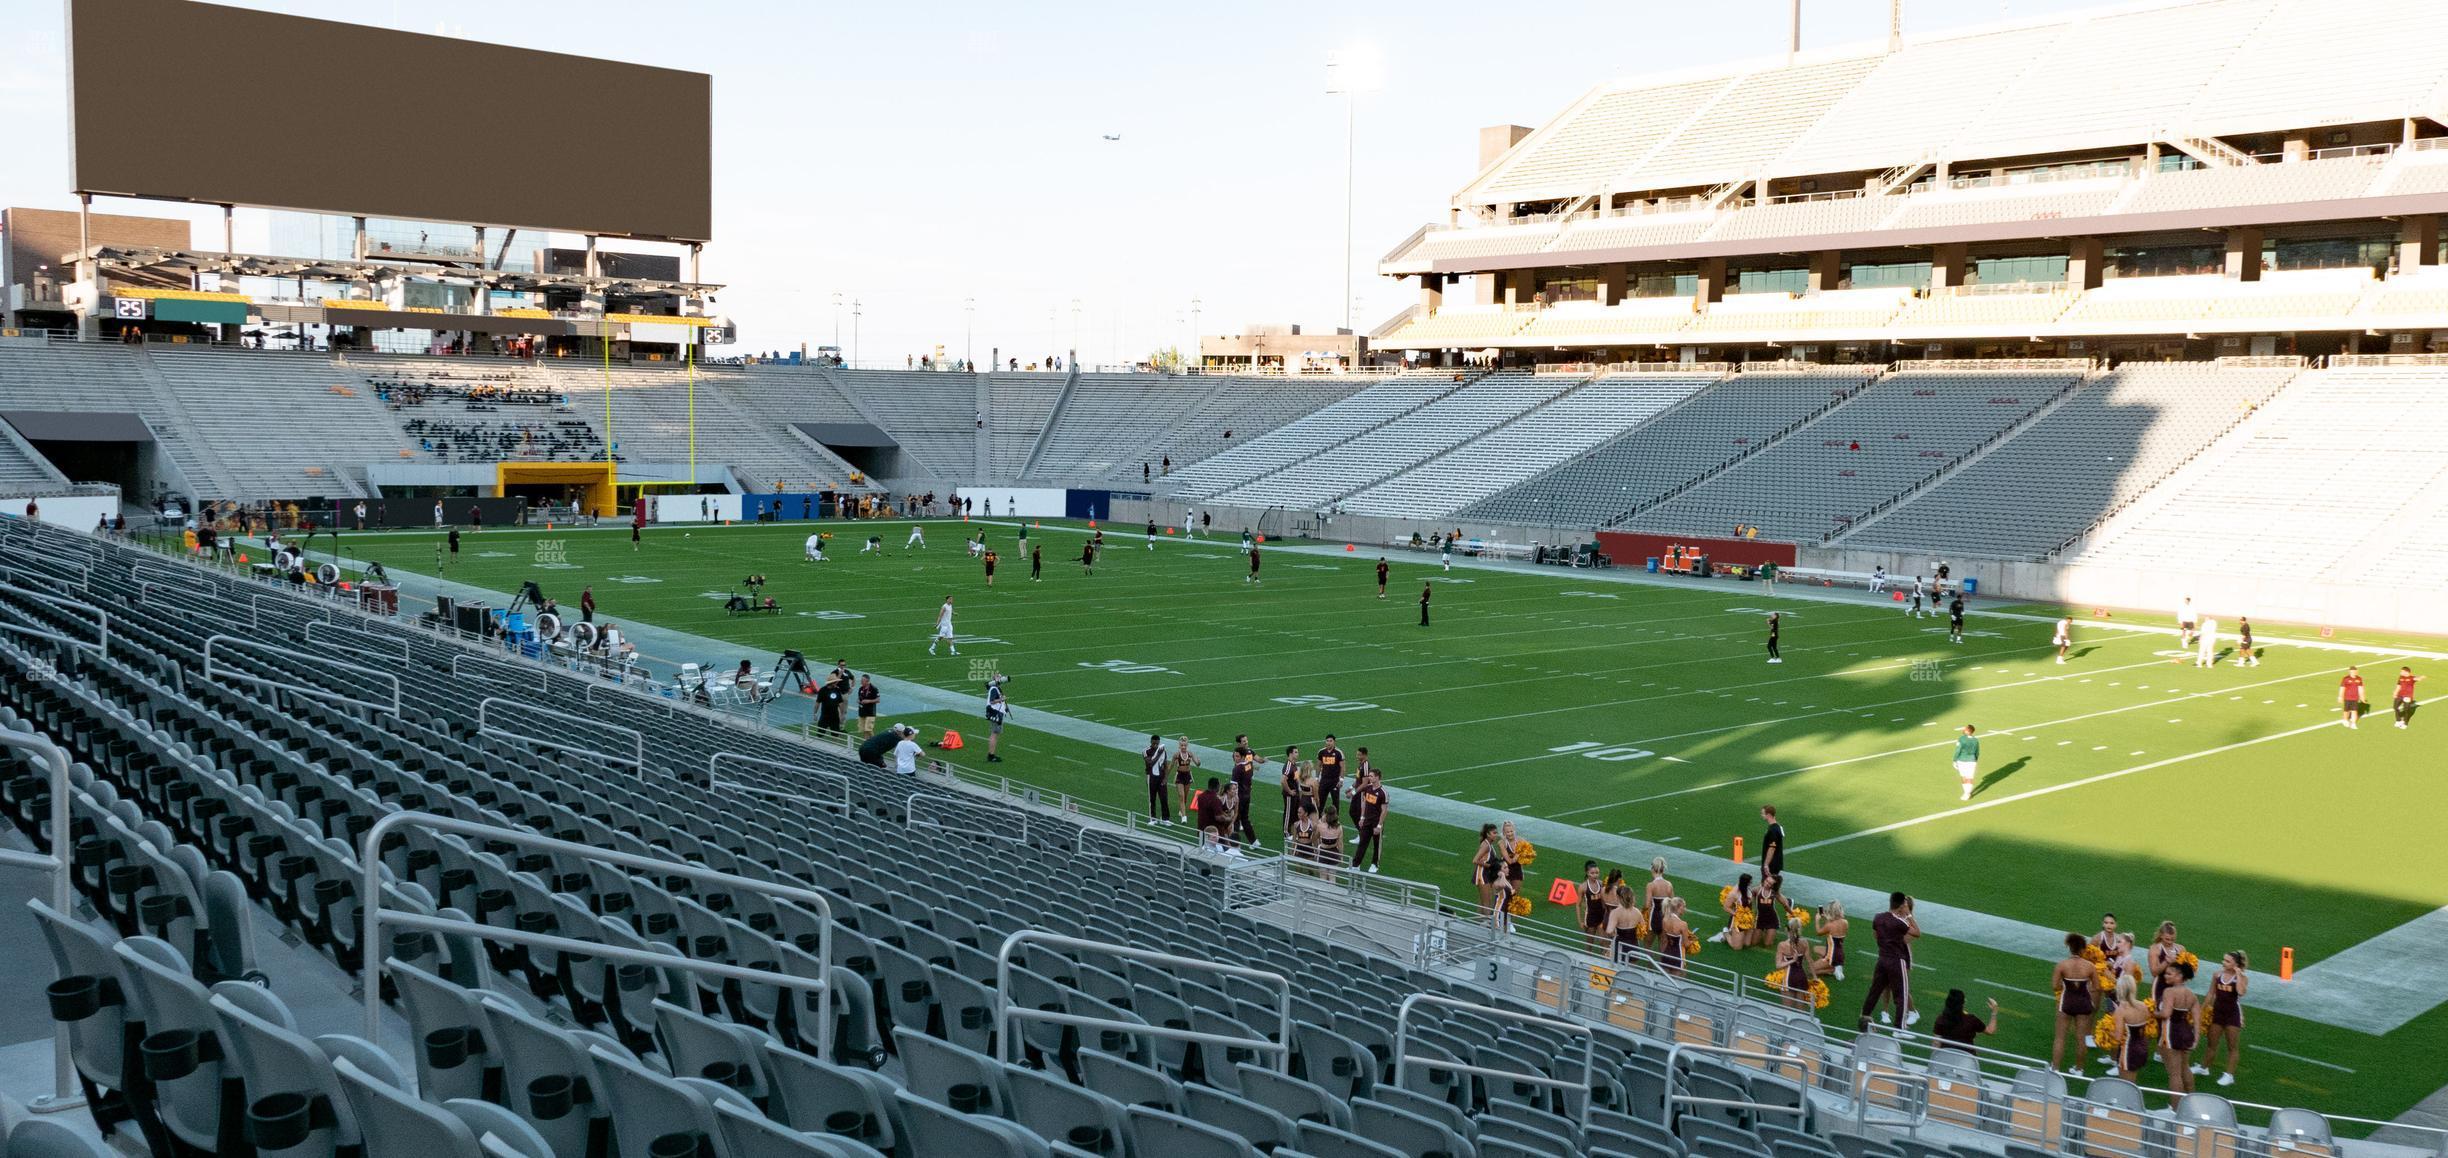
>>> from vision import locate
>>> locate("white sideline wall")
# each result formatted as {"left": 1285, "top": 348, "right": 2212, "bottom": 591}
{"left": 1, "top": 494, "right": 121, "bottom": 530}
{"left": 960, "top": 487, "right": 1066, "bottom": 518}
{"left": 647, "top": 493, "right": 745, "bottom": 524}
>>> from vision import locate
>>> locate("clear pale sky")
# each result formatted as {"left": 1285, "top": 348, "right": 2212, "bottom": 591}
{"left": 0, "top": 0, "right": 2102, "bottom": 365}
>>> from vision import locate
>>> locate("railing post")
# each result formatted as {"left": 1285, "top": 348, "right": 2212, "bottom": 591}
{"left": 0, "top": 729, "right": 84, "bottom": 1111}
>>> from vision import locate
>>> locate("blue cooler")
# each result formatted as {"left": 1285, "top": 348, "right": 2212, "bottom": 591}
{"left": 1646, "top": 557, "right": 1660, "bottom": 573}
{"left": 1963, "top": 578, "right": 1978, "bottom": 596}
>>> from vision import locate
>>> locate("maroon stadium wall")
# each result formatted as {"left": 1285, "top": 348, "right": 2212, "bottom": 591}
{"left": 1596, "top": 531, "right": 1796, "bottom": 570}
{"left": 67, "top": 0, "right": 712, "bottom": 242}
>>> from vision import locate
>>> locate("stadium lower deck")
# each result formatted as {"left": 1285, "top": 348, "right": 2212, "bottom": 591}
{"left": 9, "top": 510, "right": 2424, "bottom": 1143}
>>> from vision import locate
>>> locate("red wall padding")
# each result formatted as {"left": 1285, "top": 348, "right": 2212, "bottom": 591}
{"left": 1597, "top": 531, "right": 1796, "bottom": 569}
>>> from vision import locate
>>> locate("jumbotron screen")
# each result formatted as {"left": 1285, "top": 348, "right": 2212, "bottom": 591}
{"left": 68, "top": 0, "right": 712, "bottom": 243}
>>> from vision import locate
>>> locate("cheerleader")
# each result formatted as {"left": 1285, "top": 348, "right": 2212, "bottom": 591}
{"left": 1579, "top": 862, "right": 1612, "bottom": 954}
{"left": 2050, "top": 932, "right": 2099, "bottom": 1076}
{"left": 2147, "top": 921, "right": 2187, "bottom": 1005}
{"left": 1658, "top": 898, "right": 1693, "bottom": 978}
{"left": 1498, "top": 820, "right": 1525, "bottom": 893}
{"left": 2093, "top": 913, "right": 2134, "bottom": 978}
{"left": 1643, "top": 858, "right": 1676, "bottom": 952}
{"left": 1313, "top": 803, "right": 1344, "bottom": 884}
{"left": 1472, "top": 824, "right": 1500, "bottom": 917}
{"left": 2204, "top": 951, "right": 2247, "bottom": 1087}
{"left": 2111, "top": 974, "right": 2153, "bottom": 1081}
{"left": 1603, "top": 885, "right": 1647, "bottom": 964}
{"left": 1491, "top": 859, "right": 1521, "bottom": 937}
{"left": 1754, "top": 874, "right": 1789, "bottom": 944}
{"left": 1278, "top": 746, "right": 1306, "bottom": 839}
{"left": 2159, "top": 960, "right": 2200, "bottom": 1094}
{"left": 1814, "top": 900, "right": 1849, "bottom": 981}
{"left": 1718, "top": 872, "right": 1757, "bottom": 950}
{"left": 1772, "top": 923, "right": 1818, "bottom": 1012}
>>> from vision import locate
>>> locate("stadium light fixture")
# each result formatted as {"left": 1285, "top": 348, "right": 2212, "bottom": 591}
{"left": 1327, "top": 46, "right": 1385, "bottom": 336}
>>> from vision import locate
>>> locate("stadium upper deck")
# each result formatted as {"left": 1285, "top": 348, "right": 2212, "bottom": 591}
{"left": 1377, "top": 0, "right": 2448, "bottom": 359}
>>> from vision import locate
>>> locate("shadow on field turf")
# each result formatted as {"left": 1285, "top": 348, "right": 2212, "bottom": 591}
{"left": 1972, "top": 756, "right": 2031, "bottom": 798}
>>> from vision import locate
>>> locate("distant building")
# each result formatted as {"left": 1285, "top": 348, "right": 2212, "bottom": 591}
{"left": 1198, "top": 323, "right": 1364, "bottom": 372}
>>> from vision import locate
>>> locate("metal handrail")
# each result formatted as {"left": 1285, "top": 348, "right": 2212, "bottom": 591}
{"left": 994, "top": 930, "right": 1292, "bottom": 1072}
{"left": 477, "top": 695, "right": 644, "bottom": 769}
{"left": 906, "top": 791, "right": 1028, "bottom": 843}
{"left": 1394, "top": 992, "right": 1594, "bottom": 1127}
{"left": 303, "top": 618, "right": 410, "bottom": 663}
{"left": 0, "top": 728, "right": 85, "bottom": 1112}
{"left": 706, "top": 751, "right": 849, "bottom": 815}
{"left": 203, "top": 634, "right": 400, "bottom": 715}
{"left": 0, "top": 577, "right": 110, "bottom": 651}
{"left": 1663, "top": 1041, "right": 1815, "bottom": 1123}
{"left": 358, "top": 811, "right": 834, "bottom": 1056}
{"left": 453, "top": 652, "right": 549, "bottom": 693}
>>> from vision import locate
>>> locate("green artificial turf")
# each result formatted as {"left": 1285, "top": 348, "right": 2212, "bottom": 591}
{"left": 265, "top": 517, "right": 2448, "bottom": 1123}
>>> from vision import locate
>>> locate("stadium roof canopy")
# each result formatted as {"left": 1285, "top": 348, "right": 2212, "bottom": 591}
{"left": 1461, "top": 0, "right": 2448, "bottom": 207}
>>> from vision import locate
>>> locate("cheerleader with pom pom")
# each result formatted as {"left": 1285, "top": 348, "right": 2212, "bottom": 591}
{"left": 1717, "top": 873, "right": 1759, "bottom": 949}
{"left": 2159, "top": 960, "right": 2201, "bottom": 1093}
{"left": 1768, "top": 922, "right": 1821, "bottom": 1012}
{"left": 1603, "top": 884, "right": 1648, "bottom": 965}
{"left": 1659, "top": 897, "right": 1695, "bottom": 978}
{"left": 2147, "top": 921, "right": 2189, "bottom": 1004}
{"left": 2106, "top": 973, "right": 2153, "bottom": 1080}
{"left": 1492, "top": 862, "right": 1525, "bottom": 937}
{"left": 1643, "top": 858, "right": 1677, "bottom": 953}
{"left": 2051, "top": 932, "right": 2100, "bottom": 1077}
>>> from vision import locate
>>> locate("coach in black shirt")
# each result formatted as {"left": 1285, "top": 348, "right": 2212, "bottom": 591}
{"left": 1759, "top": 805, "right": 1785, "bottom": 878}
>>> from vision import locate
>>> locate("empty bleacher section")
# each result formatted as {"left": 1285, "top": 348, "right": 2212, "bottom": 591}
{"left": 1613, "top": 55, "right": 1882, "bottom": 194}
{"left": 2118, "top": 153, "right": 2389, "bottom": 215}
{"left": 1890, "top": 287, "right": 2077, "bottom": 336}
{"left": 2055, "top": 269, "right": 2374, "bottom": 333}
{"left": 1467, "top": 75, "right": 1732, "bottom": 204}
{"left": 1388, "top": 0, "right": 2448, "bottom": 304}
{"left": 0, "top": 419, "right": 69, "bottom": 493}
{"left": 827, "top": 369, "right": 981, "bottom": 481}
{"left": 1840, "top": 361, "right": 2301, "bottom": 558}
{"left": 1340, "top": 373, "right": 1720, "bottom": 520}
{"left": 2069, "top": 362, "right": 2448, "bottom": 580}
{"left": 1678, "top": 288, "right": 1913, "bottom": 340}
{"left": 1200, "top": 371, "right": 1584, "bottom": 511}
{"left": 0, "top": 341, "right": 231, "bottom": 497}
{"left": 1463, "top": 369, "right": 1870, "bottom": 529}
{"left": 1022, "top": 374, "right": 1230, "bottom": 481}
{"left": 1161, "top": 373, "right": 1471, "bottom": 500}
{"left": 985, "top": 373, "right": 1066, "bottom": 479}
{"left": 1621, "top": 366, "right": 2079, "bottom": 542}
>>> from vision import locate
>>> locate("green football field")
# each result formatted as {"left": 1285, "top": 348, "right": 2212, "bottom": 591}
{"left": 268, "top": 517, "right": 2448, "bottom": 1122}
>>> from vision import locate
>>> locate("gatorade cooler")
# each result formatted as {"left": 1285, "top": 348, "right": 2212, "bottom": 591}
{"left": 1963, "top": 578, "right": 1978, "bottom": 596}
{"left": 1646, "top": 557, "right": 1660, "bottom": 573}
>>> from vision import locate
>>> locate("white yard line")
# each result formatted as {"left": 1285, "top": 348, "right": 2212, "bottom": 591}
{"left": 1788, "top": 720, "right": 2338, "bottom": 853}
